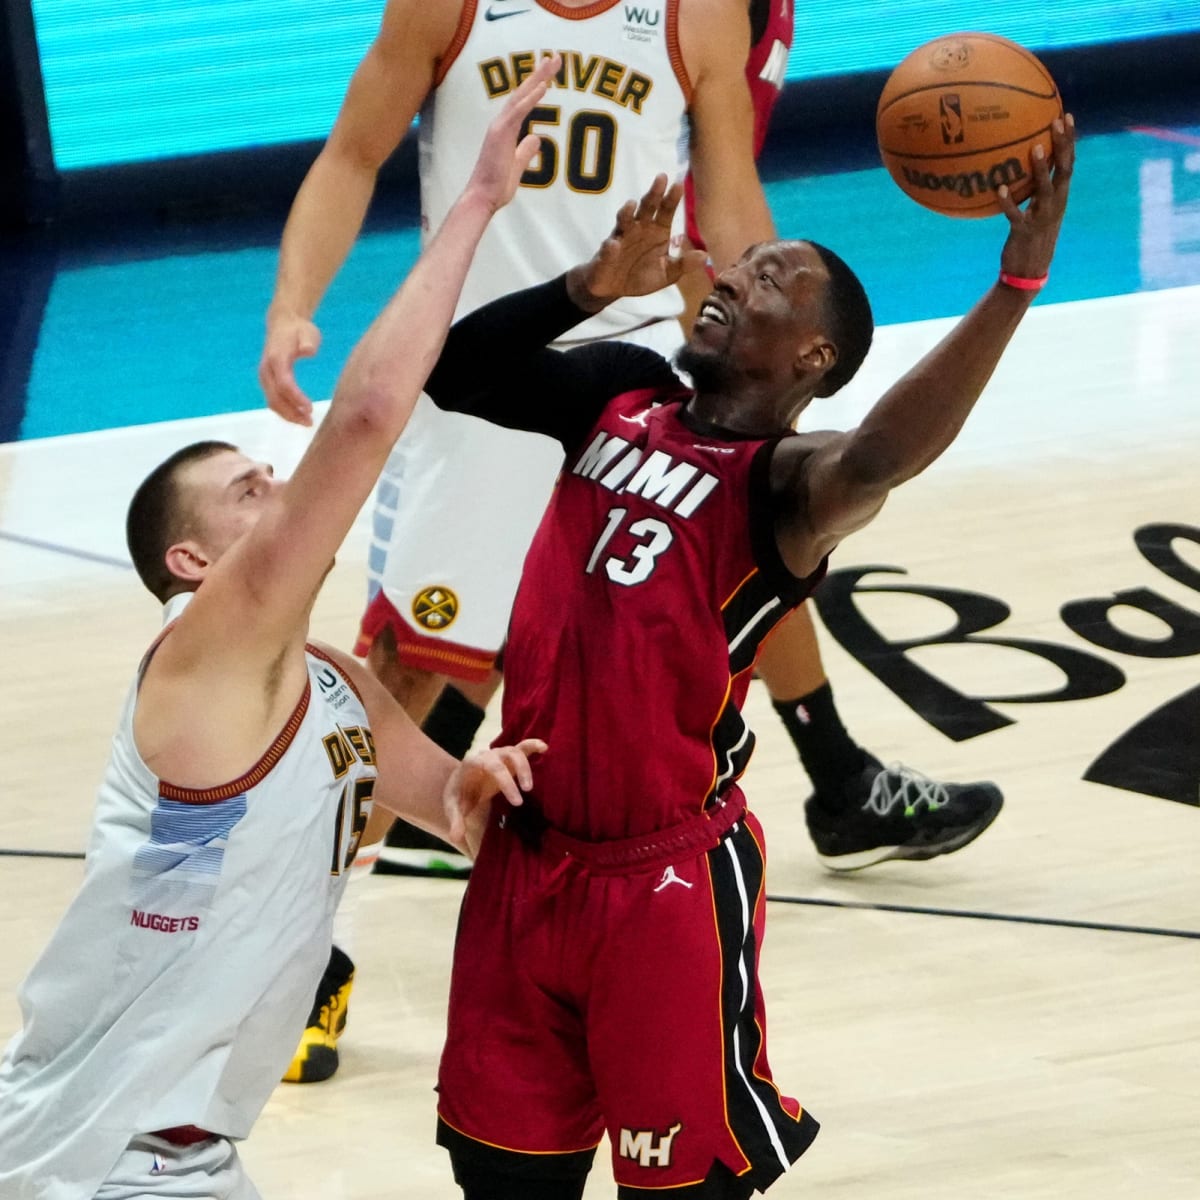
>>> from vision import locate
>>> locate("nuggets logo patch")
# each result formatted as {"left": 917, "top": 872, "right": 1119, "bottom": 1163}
{"left": 412, "top": 586, "right": 459, "bottom": 631}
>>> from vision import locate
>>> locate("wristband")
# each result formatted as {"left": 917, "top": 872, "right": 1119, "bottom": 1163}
{"left": 999, "top": 270, "right": 1049, "bottom": 292}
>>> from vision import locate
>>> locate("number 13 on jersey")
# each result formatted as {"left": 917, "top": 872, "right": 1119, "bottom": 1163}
{"left": 586, "top": 507, "right": 674, "bottom": 586}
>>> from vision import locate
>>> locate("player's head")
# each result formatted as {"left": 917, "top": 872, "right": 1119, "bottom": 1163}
{"left": 126, "top": 441, "right": 280, "bottom": 602}
{"left": 678, "top": 239, "right": 873, "bottom": 405}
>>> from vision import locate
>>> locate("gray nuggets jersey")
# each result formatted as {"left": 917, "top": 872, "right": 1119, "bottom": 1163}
{"left": 0, "top": 595, "right": 376, "bottom": 1200}
{"left": 421, "top": 0, "right": 691, "bottom": 335}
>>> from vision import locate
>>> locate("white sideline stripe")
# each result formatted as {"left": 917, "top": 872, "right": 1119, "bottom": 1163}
{"left": 724, "top": 837, "right": 790, "bottom": 1172}
{"left": 716, "top": 722, "right": 752, "bottom": 790}
{"left": 728, "top": 597, "right": 781, "bottom": 654}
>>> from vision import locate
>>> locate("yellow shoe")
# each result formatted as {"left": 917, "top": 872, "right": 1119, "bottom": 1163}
{"left": 282, "top": 947, "right": 354, "bottom": 1083}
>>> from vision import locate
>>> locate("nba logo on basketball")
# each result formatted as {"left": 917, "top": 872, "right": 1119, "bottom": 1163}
{"left": 939, "top": 94, "right": 964, "bottom": 144}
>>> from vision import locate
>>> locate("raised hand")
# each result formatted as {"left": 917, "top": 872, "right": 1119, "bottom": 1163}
{"left": 443, "top": 738, "right": 547, "bottom": 860}
{"left": 567, "top": 174, "right": 709, "bottom": 311}
{"left": 260, "top": 309, "right": 322, "bottom": 427}
{"left": 465, "top": 55, "right": 563, "bottom": 214}
{"left": 997, "top": 114, "right": 1076, "bottom": 282}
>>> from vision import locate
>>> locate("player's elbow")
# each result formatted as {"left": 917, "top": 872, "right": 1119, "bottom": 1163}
{"left": 331, "top": 379, "right": 406, "bottom": 444}
{"left": 320, "top": 128, "right": 390, "bottom": 181}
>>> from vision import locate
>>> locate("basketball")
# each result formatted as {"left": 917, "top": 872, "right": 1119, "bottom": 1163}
{"left": 876, "top": 32, "right": 1063, "bottom": 218}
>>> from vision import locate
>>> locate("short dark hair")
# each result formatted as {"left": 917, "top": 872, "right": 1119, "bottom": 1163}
{"left": 808, "top": 242, "right": 874, "bottom": 397}
{"left": 126, "top": 441, "right": 237, "bottom": 602}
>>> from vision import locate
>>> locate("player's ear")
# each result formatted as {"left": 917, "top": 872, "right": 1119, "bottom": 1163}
{"left": 793, "top": 336, "right": 837, "bottom": 384}
{"left": 164, "top": 540, "right": 212, "bottom": 587}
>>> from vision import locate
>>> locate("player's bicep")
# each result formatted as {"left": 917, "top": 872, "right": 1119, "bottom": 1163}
{"left": 324, "top": 0, "right": 451, "bottom": 169}
{"left": 314, "top": 645, "right": 458, "bottom": 834}
{"left": 682, "top": 0, "right": 773, "bottom": 269}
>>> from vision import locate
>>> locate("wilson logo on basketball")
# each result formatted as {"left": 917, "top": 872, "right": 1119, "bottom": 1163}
{"left": 900, "top": 157, "right": 1027, "bottom": 199}
{"left": 412, "top": 586, "right": 459, "bottom": 631}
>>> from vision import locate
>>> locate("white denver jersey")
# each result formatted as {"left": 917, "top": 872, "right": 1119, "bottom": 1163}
{"left": 421, "top": 0, "right": 691, "bottom": 339}
{"left": 0, "top": 595, "right": 376, "bottom": 1200}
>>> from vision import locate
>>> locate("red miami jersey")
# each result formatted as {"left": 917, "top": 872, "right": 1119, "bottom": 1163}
{"left": 497, "top": 383, "right": 824, "bottom": 841}
{"left": 685, "top": 0, "right": 794, "bottom": 247}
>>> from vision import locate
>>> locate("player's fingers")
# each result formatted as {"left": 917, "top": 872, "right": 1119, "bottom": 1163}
{"left": 664, "top": 247, "right": 709, "bottom": 285}
{"left": 995, "top": 183, "right": 1022, "bottom": 227}
{"left": 515, "top": 132, "right": 541, "bottom": 174}
{"left": 1052, "top": 114, "right": 1076, "bottom": 180}
{"left": 612, "top": 198, "right": 637, "bottom": 236}
{"left": 633, "top": 174, "right": 669, "bottom": 224}
{"left": 262, "top": 357, "right": 314, "bottom": 426}
{"left": 656, "top": 180, "right": 685, "bottom": 226}
{"left": 515, "top": 738, "right": 548, "bottom": 757}
{"left": 486, "top": 760, "right": 525, "bottom": 809}
{"left": 1029, "top": 141, "right": 1051, "bottom": 200}
{"left": 504, "top": 54, "right": 559, "bottom": 123}
{"left": 495, "top": 746, "right": 535, "bottom": 792}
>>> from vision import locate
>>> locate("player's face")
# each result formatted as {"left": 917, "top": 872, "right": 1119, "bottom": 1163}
{"left": 686, "top": 242, "right": 832, "bottom": 392}
{"left": 178, "top": 449, "right": 282, "bottom": 565}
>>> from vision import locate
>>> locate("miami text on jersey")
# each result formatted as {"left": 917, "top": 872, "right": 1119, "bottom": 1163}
{"left": 572, "top": 429, "right": 720, "bottom": 518}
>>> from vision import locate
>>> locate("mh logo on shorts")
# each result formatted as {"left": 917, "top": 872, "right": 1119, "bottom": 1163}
{"left": 618, "top": 1122, "right": 682, "bottom": 1168}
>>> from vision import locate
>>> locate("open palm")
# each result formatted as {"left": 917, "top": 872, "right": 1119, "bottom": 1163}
{"left": 584, "top": 175, "right": 709, "bottom": 302}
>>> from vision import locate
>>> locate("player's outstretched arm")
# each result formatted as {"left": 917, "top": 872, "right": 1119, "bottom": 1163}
{"left": 775, "top": 116, "right": 1076, "bottom": 578}
{"left": 259, "top": 0, "right": 462, "bottom": 426}
{"left": 172, "top": 61, "right": 558, "bottom": 672}
{"left": 308, "top": 643, "right": 543, "bottom": 855}
{"left": 682, "top": 0, "right": 776, "bottom": 270}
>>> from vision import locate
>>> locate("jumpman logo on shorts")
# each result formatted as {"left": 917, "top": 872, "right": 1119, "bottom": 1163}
{"left": 654, "top": 865, "right": 693, "bottom": 891}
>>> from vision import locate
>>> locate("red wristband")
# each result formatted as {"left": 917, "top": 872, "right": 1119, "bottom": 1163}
{"left": 999, "top": 270, "right": 1049, "bottom": 291}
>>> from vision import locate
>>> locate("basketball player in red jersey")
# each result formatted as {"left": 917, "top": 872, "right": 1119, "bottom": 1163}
{"left": 429, "top": 122, "right": 1074, "bottom": 1198}
{"left": 261, "top": 0, "right": 1002, "bottom": 1083}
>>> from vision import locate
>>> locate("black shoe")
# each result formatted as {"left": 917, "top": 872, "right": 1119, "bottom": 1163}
{"left": 805, "top": 756, "right": 1003, "bottom": 872}
{"left": 282, "top": 946, "right": 354, "bottom": 1083}
{"left": 372, "top": 818, "right": 472, "bottom": 879}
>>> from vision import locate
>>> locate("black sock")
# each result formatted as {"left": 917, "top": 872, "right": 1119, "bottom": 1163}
{"left": 772, "top": 682, "right": 869, "bottom": 803}
{"left": 422, "top": 685, "right": 487, "bottom": 760}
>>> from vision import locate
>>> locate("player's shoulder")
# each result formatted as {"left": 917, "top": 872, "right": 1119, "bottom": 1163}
{"left": 376, "top": 0, "right": 465, "bottom": 59}
{"left": 768, "top": 429, "right": 843, "bottom": 484}
{"left": 304, "top": 639, "right": 393, "bottom": 728}
{"left": 305, "top": 639, "right": 367, "bottom": 690}
{"left": 567, "top": 338, "right": 680, "bottom": 390}
{"left": 678, "top": 0, "right": 752, "bottom": 40}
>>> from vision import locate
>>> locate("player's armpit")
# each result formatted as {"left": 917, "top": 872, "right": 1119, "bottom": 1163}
{"left": 769, "top": 434, "right": 889, "bottom": 578}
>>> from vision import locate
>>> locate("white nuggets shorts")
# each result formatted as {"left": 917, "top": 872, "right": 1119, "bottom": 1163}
{"left": 356, "top": 318, "right": 685, "bottom": 681}
{"left": 94, "top": 1134, "right": 260, "bottom": 1200}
